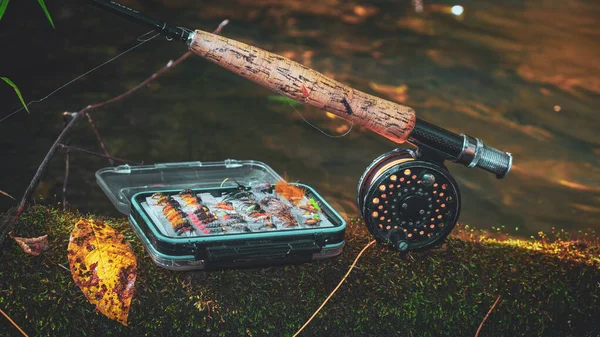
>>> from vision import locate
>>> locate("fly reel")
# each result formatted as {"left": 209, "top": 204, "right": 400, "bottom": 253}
{"left": 357, "top": 118, "right": 513, "bottom": 252}
{"left": 357, "top": 149, "right": 461, "bottom": 251}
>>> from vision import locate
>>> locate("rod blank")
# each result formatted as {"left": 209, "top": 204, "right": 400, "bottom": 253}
{"left": 91, "top": 0, "right": 190, "bottom": 41}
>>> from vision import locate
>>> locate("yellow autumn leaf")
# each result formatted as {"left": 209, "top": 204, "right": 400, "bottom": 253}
{"left": 67, "top": 218, "right": 137, "bottom": 325}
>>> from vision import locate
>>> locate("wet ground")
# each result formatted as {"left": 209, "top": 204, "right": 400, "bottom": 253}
{"left": 1, "top": 0, "right": 598, "bottom": 237}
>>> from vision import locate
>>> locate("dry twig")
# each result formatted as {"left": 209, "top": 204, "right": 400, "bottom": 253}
{"left": 0, "top": 307, "right": 29, "bottom": 337}
{"left": 0, "top": 189, "right": 15, "bottom": 200}
{"left": 474, "top": 295, "right": 502, "bottom": 337}
{"left": 85, "top": 112, "right": 114, "bottom": 166}
{"left": 44, "top": 255, "right": 70, "bottom": 272}
{"left": 292, "top": 240, "right": 377, "bottom": 337}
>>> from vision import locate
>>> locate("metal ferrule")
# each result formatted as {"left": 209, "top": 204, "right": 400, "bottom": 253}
{"left": 456, "top": 134, "right": 481, "bottom": 167}
{"left": 187, "top": 31, "right": 196, "bottom": 46}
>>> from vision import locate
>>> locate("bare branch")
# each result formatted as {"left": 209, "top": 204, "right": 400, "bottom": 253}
{"left": 85, "top": 112, "right": 114, "bottom": 166}
{"left": 2, "top": 111, "right": 83, "bottom": 243}
{"left": 0, "top": 20, "right": 230, "bottom": 246}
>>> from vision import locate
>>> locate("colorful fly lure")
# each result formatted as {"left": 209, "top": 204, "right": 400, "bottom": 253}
{"left": 221, "top": 214, "right": 246, "bottom": 223}
{"left": 251, "top": 183, "right": 274, "bottom": 193}
{"left": 152, "top": 193, "right": 194, "bottom": 235}
{"left": 300, "top": 199, "right": 321, "bottom": 226}
{"left": 270, "top": 203, "right": 298, "bottom": 227}
{"left": 215, "top": 214, "right": 250, "bottom": 232}
{"left": 185, "top": 213, "right": 227, "bottom": 234}
{"left": 259, "top": 217, "right": 277, "bottom": 230}
{"left": 260, "top": 195, "right": 282, "bottom": 208}
{"left": 304, "top": 215, "right": 321, "bottom": 226}
{"left": 179, "top": 189, "right": 218, "bottom": 226}
{"left": 215, "top": 201, "right": 235, "bottom": 210}
{"left": 223, "top": 181, "right": 255, "bottom": 202}
{"left": 300, "top": 204, "right": 319, "bottom": 213}
{"left": 274, "top": 180, "right": 306, "bottom": 206}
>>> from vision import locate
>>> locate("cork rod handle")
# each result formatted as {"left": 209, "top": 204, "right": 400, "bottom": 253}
{"left": 188, "top": 30, "right": 416, "bottom": 143}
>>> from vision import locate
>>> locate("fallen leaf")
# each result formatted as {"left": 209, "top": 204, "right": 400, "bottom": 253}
{"left": 9, "top": 232, "right": 49, "bottom": 255}
{"left": 67, "top": 218, "right": 137, "bottom": 326}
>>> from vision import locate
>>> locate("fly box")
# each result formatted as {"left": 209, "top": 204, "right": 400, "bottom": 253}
{"left": 96, "top": 160, "right": 346, "bottom": 270}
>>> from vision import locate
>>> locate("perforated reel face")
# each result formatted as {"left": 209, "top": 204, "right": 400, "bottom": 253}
{"left": 358, "top": 150, "right": 461, "bottom": 251}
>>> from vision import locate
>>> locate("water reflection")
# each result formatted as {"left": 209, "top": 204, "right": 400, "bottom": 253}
{"left": 0, "top": 0, "right": 598, "bottom": 237}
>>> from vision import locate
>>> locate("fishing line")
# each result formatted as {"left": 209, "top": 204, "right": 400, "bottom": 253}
{"left": 177, "top": 27, "right": 195, "bottom": 35}
{"left": 0, "top": 30, "right": 162, "bottom": 124}
{"left": 137, "top": 30, "right": 160, "bottom": 42}
{"left": 289, "top": 103, "right": 353, "bottom": 138}
{"left": 292, "top": 239, "right": 377, "bottom": 337}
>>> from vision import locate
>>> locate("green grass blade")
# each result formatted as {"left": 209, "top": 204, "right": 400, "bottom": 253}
{"left": 0, "top": 0, "right": 10, "bottom": 22}
{"left": 1, "top": 77, "right": 29, "bottom": 113}
{"left": 37, "top": 0, "right": 54, "bottom": 29}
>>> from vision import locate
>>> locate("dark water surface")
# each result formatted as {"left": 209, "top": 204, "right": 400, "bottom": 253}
{"left": 1, "top": 0, "right": 598, "bottom": 237}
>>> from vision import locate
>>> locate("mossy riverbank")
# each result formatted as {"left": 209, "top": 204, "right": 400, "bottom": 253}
{"left": 1, "top": 206, "right": 599, "bottom": 337}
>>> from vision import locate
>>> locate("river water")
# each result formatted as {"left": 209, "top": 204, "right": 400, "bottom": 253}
{"left": 1, "top": 0, "right": 598, "bottom": 237}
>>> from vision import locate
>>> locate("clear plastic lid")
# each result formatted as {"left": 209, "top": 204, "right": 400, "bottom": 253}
{"left": 96, "top": 160, "right": 284, "bottom": 214}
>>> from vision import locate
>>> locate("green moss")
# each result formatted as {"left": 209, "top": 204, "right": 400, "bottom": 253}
{"left": 1, "top": 206, "right": 599, "bottom": 337}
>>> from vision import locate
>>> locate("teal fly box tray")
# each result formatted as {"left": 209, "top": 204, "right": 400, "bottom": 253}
{"left": 96, "top": 160, "right": 346, "bottom": 270}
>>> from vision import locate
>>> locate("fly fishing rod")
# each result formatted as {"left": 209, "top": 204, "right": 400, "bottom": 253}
{"left": 92, "top": 0, "right": 513, "bottom": 251}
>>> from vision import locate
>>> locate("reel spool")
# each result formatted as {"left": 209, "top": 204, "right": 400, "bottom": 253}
{"left": 357, "top": 149, "right": 461, "bottom": 251}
